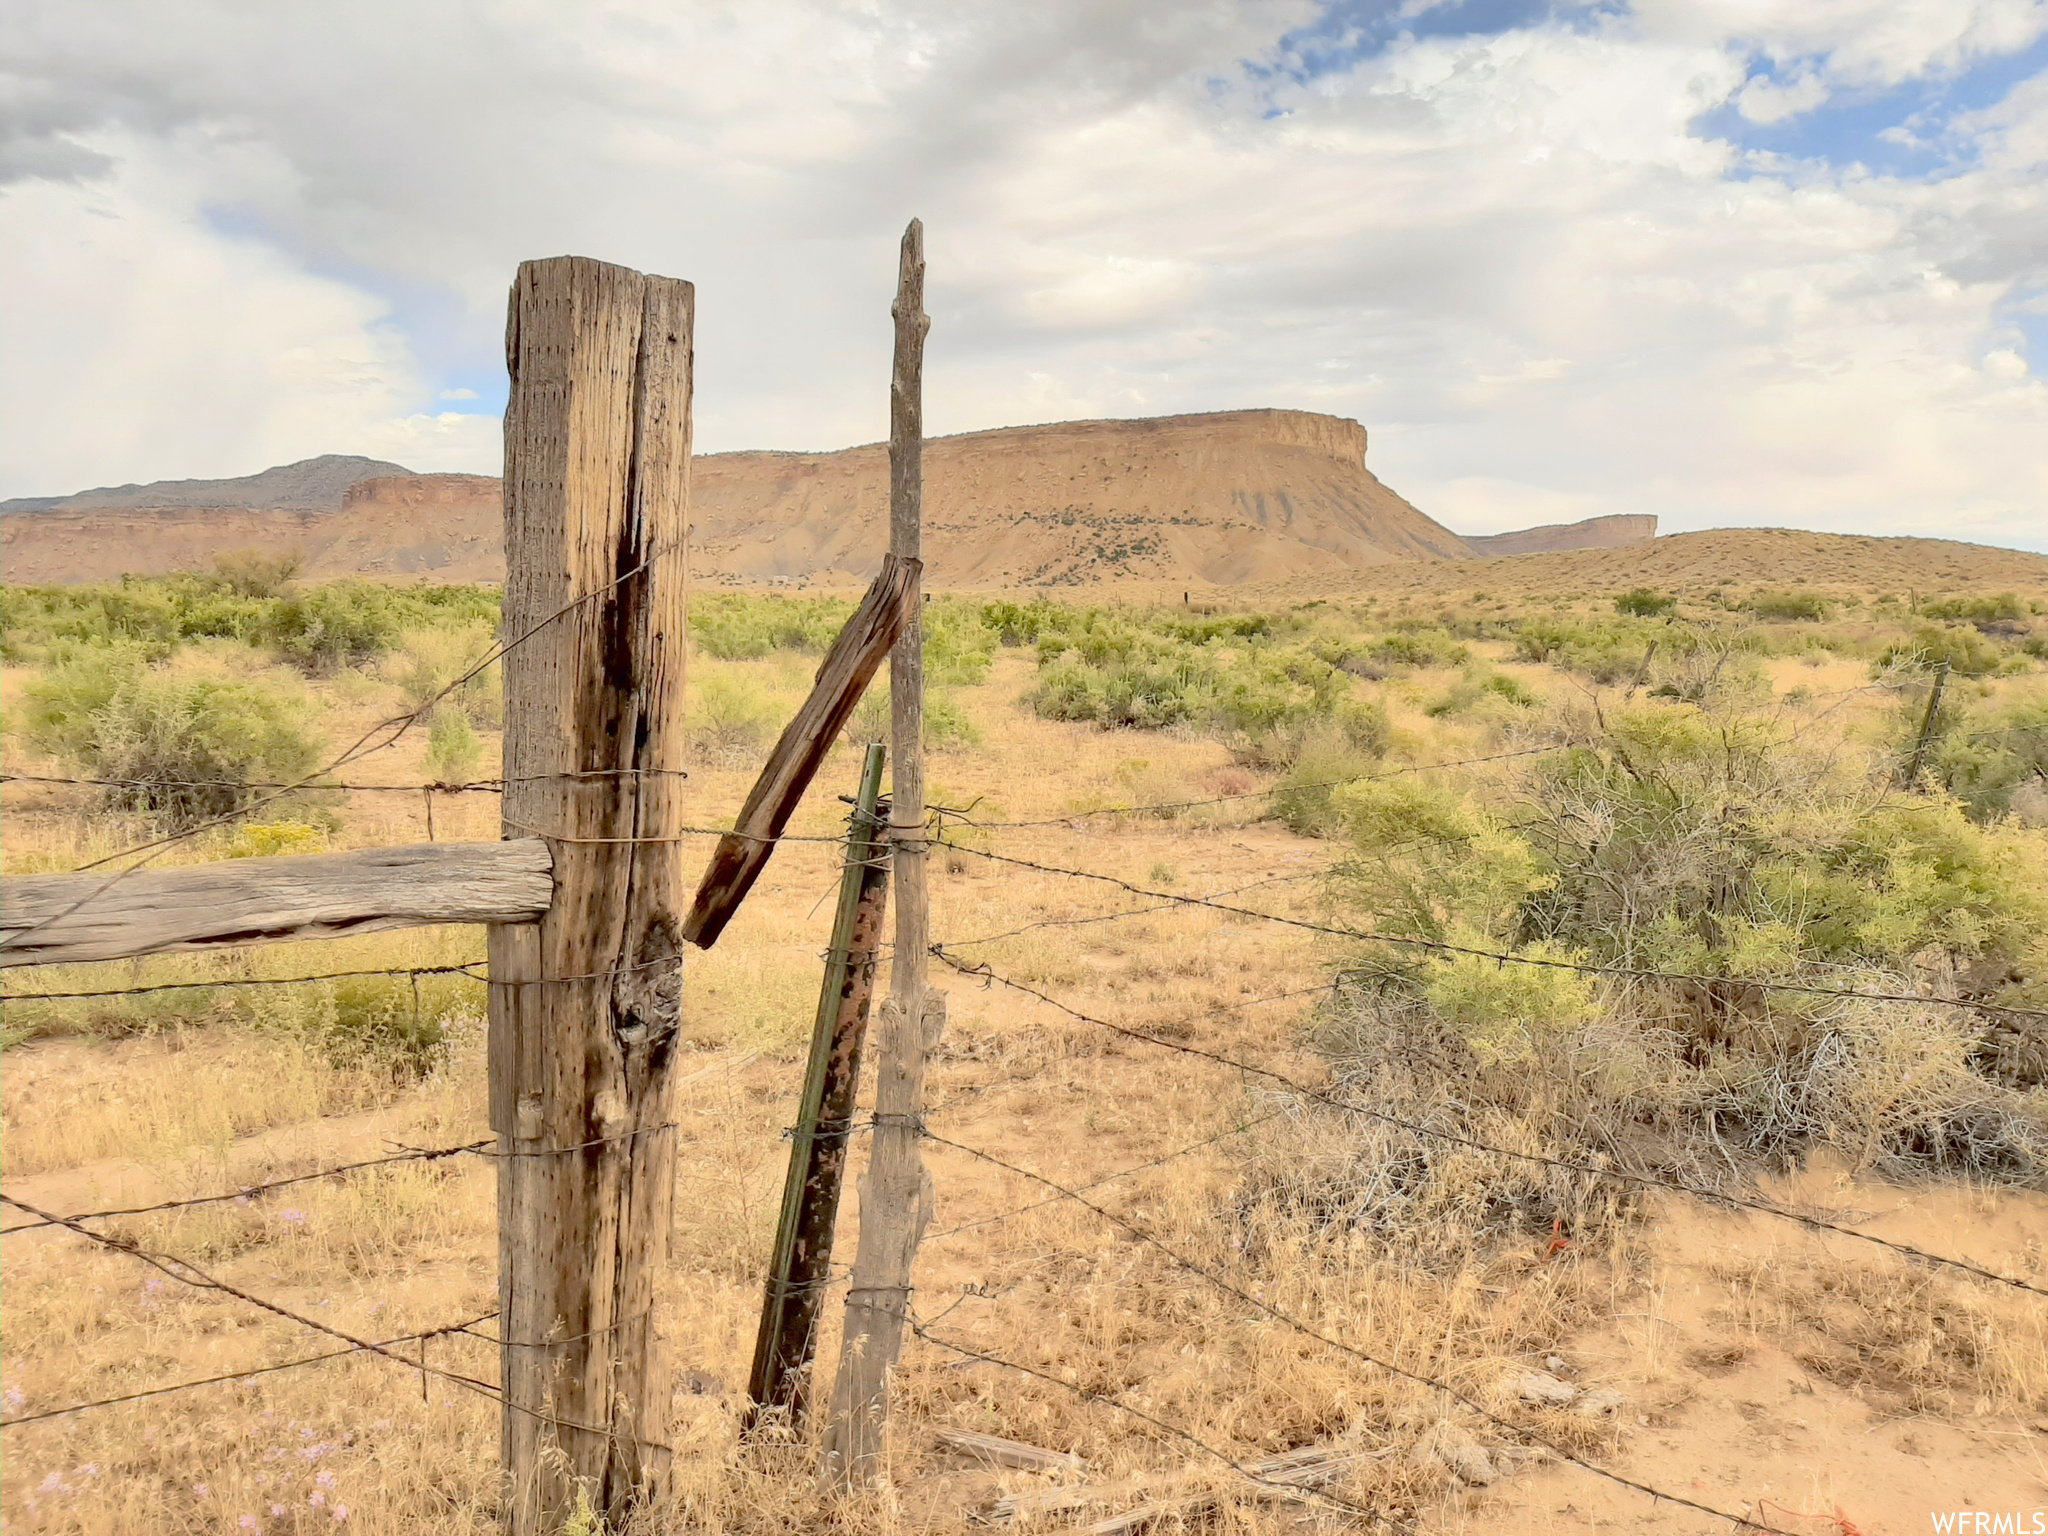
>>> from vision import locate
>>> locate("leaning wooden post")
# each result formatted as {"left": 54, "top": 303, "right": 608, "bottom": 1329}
{"left": 489, "top": 256, "right": 693, "bottom": 1534}
{"left": 825, "top": 217, "right": 941, "bottom": 1489}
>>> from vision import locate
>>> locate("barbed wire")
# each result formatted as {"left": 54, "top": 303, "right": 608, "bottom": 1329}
{"left": 933, "top": 816, "right": 1555, "bottom": 955}
{"left": 0, "top": 1118, "right": 701, "bottom": 1237}
{"left": 0, "top": 768, "right": 691, "bottom": 794}
{"left": 944, "top": 744, "right": 1567, "bottom": 829}
{"left": 0, "top": 1138, "right": 494, "bottom": 1234}
{"left": 923, "top": 1109, "right": 1288, "bottom": 1243}
{"left": 0, "top": 962, "right": 485, "bottom": 1004}
{"left": 931, "top": 951, "right": 2048, "bottom": 1297}
{"left": 920, "top": 979, "right": 1338, "bottom": 1119}
{"left": 0, "top": 1190, "right": 672, "bottom": 1451}
{"left": 0, "top": 1309, "right": 500, "bottom": 1427}
{"left": 499, "top": 816, "right": 846, "bottom": 845}
{"left": 904, "top": 1317, "right": 1402, "bottom": 1528}
{"left": 934, "top": 870, "right": 1319, "bottom": 952}
{"left": 1, "top": 535, "right": 688, "bottom": 953}
{"left": 947, "top": 847, "right": 2048, "bottom": 1025}
{"left": 911, "top": 1136, "right": 1801, "bottom": 1536}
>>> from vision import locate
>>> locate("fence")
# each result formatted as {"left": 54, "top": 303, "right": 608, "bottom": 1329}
{"left": 5, "top": 234, "right": 2045, "bottom": 1536}
{"left": 8, "top": 758, "right": 2042, "bottom": 1531}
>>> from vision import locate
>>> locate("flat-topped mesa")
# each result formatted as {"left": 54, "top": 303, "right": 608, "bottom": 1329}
{"left": 899, "top": 408, "right": 1371, "bottom": 469}
{"left": 689, "top": 407, "right": 1458, "bottom": 585}
{"left": 2, "top": 409, "right": 1465, "bottom": 587}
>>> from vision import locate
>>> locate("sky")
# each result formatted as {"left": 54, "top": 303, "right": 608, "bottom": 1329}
{"left": 2, "top": 0, "right": 2044, "bottom": 550}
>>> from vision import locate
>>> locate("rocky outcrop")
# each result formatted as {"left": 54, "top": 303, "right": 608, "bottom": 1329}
{"left": 341, "top": 474, "right": 502, "bottom": 511}
{"left": 1465, "top": 514, "right": 1656, "bottom": 557}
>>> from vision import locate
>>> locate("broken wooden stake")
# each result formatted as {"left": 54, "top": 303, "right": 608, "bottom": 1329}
{"left": 681, "top": 554, "right": 917, "bottom": 948}
{"left": 935, "top": 1428, "right": 1086, "bottom": 1475}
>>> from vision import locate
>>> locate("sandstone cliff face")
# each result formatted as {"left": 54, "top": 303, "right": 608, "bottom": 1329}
{"left": 1464, "top": 514, "right": 1656, "bottom": 557}
{"left": 689, "top": 408, "right": 1469, "bottom": 586}
{"left": 0, "top": 410, "right": 1470, "bottom": 587}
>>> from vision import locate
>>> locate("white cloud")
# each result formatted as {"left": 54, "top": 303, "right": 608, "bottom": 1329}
{"left": 1735, "top": 69, "right": 1829, "bottom": 124}
{"left": 0, "top": 140, "right": 498, "bottom": 492}
{"left": 0, "top": 0, "right": 2042, "bottom": 548}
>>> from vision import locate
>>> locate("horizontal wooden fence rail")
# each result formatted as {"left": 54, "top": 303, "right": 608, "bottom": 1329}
{"left": 0, "top": 841, "right": 554, "bottom": 968}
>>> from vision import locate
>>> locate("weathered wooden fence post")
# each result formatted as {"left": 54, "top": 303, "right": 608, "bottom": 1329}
{"left": 490, "top": 256, "right": 693, "bottom": 1533}
{"left": 825, "top": 217, "right": 941, "bottom": 1490}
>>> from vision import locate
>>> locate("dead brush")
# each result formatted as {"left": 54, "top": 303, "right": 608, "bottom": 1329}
{"left": 1711, "top": 1250, "right": 2048, "bottom": 1416}
{"left": 1251, "top": 986, "right": 1646, "bottom": 1268}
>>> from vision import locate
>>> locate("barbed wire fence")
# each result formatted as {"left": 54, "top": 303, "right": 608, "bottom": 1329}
{"left": 4, "top": 738, "right": 2042, "bottom": 1534}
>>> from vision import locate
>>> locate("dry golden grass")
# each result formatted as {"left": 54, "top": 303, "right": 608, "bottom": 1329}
{"left": 5, "top": 582, "right": 2048, "bottom": 1536}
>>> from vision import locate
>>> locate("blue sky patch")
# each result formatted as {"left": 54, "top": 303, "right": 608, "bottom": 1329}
{"left": 1700, "top": 31, "right": 2048, "bottom": 179}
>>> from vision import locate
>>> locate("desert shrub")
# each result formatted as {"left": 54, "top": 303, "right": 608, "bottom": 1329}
{"left": 1914, "top": 698, "right": 2048, "bottom": 823}
{"left": 1506, "top": 706, "right": 2039, "bottom": 981}
{"left": 1424, "top": 667, "right": 1539, "bottom": 718}
{"left": 212, "top": 548, "right": 303, "bottom": 598}
{"left": 1, "top": 576, "right": 498, "bottom": 672}
{"left": 1271, "top": 728, "right": 1384, "bottom": 837}
{"left": 1418, "top": 938, "right": 1597, "bottom": 1065}
{"left": 272, "top": 972, "right": 482, "bottom": 1082}
{"left": 1029, "top": 610, "right": 1359, "bottom": 760}
{"left": 1030, "top": 628, "right": 1219, "bottom": 730}
{"left": 1745, "top": 591, "right": 1832, "bottom": 622}
{"left": 689, "top": 594, "right": 853, "bottom": 659}
{"left": 1876, "top": 623, "right": 2015, "bottom": 678}
{"left": 1363, "top": 628, "right": 1468, "bottom": 669}
{"left": 1353, "top": 702, "right": 2042, "bottom": 1000}
{"left": 1213, "top": 647, "right": 1347, "bottom": 744}
{"left": 1, "top": 577, "right": 243, "bottom": 661}
{"left": 1511, "top": 616, "right": 1656, "bottom": 683}
{"left": 227, "top": 821, "right": 327, "bottom": 858}
{"left": 1166, "top": 611, "right": 1275, "bottom": 643}
{"left": 385, "top": 619, "right": 501, "bottom": 729}
{"left": 689, "top": 668, "right": 784, "bottom": 759}
{"left": 1297, "top": 702, "right": 2048, "bottom": 1205}
{"left": 844, "top": 681, "right": 980, "bottom": 750}
{"left": 1921, "top": 593, "right": 2025, "bottom": 624}
{"left": 686, "top": 591, "right": 1000, "bottom": 688}
{"left": 923, "top": 600, "right": 999, "bottom": 685}
{"left": 20, "top": 650, "right": 332, "bottom": 829}
{"left": 424, "top": 703, "right": 484, "bottom": 784}
{"left": 1615, "top": 587, "right": 1676, "bottom": 618}
{"left": 1647, "top": 644, "right": 1769, "bottom": 706}
{"left": 259, "top": 581, "right": 408, "bottom": 672}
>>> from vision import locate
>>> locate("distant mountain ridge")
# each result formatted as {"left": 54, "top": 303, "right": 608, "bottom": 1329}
{"left": 1, "top": 454, "right": 417, "bottom": 515}
{"left": 1, "top": 415, "right": 1664, "bottom": 586}
{"left": 1465, "top": 514, "right": 1656, "bottom": 556}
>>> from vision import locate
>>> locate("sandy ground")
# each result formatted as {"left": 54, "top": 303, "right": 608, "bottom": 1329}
{"left": 5, "top": 638, "right": 2046, "bottom": 1535}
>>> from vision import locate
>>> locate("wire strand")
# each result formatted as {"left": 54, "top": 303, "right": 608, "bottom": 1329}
{"left": 949, "top": 847, "right": 2048, "bottom": 1025}
{"left": 0, "top": 1310, "right": 500, "bottom": 1427}
{"left": 932, "top": 951, "right": 2048, "bottom": 1297}
{"left": 917, "top": 1133, "right": 1798, "bottom": 1536}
